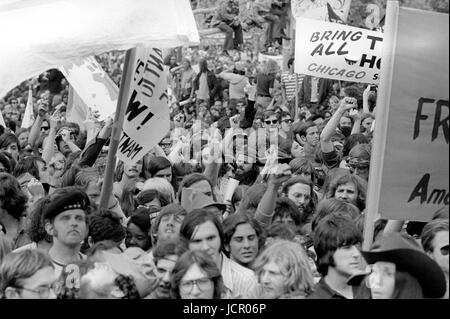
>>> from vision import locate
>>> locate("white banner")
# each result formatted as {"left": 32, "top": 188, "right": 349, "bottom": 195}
{"left": 60, "top": 57, "right": 118, "bottom": 121}
{"left": 117, "top": 47, "right": 171, "bottom": 165}
{"left": 0, "top": 0, "right": 200, "bottom": 99}
{"left": 295, "top": 17, "right": 383, "bottom": 84}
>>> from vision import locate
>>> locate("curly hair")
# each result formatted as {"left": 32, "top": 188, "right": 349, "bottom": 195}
{"left": 326, "top": 173, "right": 367, "bottom": 211}
{"left": 170, "top": 250, "right": 224, "bottom": 299}
{"left": 26, "top": 198, "right": 53, "bottom": 244}
{"left": 0, "top": 173, "right": 28, "bottom": 221}
{"left": 253, "top": 240, "right": 314, "bottom": 297}
{"left": 88, "top": 209, "right": 126, "bottom": 244}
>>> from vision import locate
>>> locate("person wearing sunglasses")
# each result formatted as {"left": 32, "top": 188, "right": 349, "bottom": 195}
{"left": 263, "top": 110, "right": 280, "bottom": 132}
{"left": 280, "top": 111, "right": 293, "bottom": 136}
{"left": 421, "top": 218, "right": 449, "bottom": 298}
{"left": 0, "top": 249, "right": 60, "bottom": 299}
{"left": 170, "top": 250, "right": 223, "bottom": 299}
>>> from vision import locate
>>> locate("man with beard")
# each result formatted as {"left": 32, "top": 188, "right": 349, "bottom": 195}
{"left": 150, "top": 204, "right": 187, "bottom": 248}
{"left": 308, "top": 214, "right": 370, "bottom": 299}
{"left": 145, "top": 241, "right": 180, "bottom": 299}
{"left": 42, "top": 187, "right": 90, "bottom": 297}
{"left": 280, "top": 176, "right": 317, "bottom": 232}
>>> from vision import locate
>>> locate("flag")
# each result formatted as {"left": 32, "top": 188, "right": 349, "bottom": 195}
{"left": 21, "top": 86, "right": 34, "bottom": 129}
{"left": 66, "top": 85, "right": 89, "bottom": 131}
{"left": 60, "top": 56, "right": 119, "bottom": 122}
{"left": 0, "top": 0, "right": 200, "bottom": 99}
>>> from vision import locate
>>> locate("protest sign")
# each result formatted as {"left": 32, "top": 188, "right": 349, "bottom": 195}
{"left": 60, "top": 57, "right": 118, "bottom": 121}
{"left": 116, "top": 47, "right": 171, "bottom": 166}
{"left": 295, "top": 17, "right": 383, "bottom": 84}
{"left": 0, "top": 0, "right": 199, "bottom": 99}
{"left": 366, "top": 2, "right": 449, "bottom": 228}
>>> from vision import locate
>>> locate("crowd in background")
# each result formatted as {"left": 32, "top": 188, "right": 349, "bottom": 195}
{"left": 0, "top": 0, "right": 448, "bottom": 300}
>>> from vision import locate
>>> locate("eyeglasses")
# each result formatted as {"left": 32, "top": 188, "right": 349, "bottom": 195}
{"left": 17, "top": 281, "right": 62, "bottom": 298}
{"left": 348, "top": 159, "right": 370, "bottom": 170}
{"left": 179, "top": 277, "right": 212, "bottom": 294}
{"left": 41, "top": 126, "right": 50, "bottom": 132}
{"left": 264, "top": 120, "right": 278, "bottom": 125}
{"left": 440, "top": 244, "right": 449, "bottom": 256}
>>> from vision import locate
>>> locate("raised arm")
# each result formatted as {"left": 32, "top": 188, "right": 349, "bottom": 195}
{"left": 320, "top": 97, "right": 356, "bottom": 153}
{"left": 253, "top": 164, "right": 292, "bottom": 230}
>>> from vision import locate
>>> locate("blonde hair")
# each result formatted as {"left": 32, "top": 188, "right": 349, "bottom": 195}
{"left": 253, "top": 240, "right": 314, "bottom": 296}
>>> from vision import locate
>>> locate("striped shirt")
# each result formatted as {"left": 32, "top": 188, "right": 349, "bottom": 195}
{"left": 281, "top": 71, "right": 305, "bottom": 102}
{"left": 221, "top": 253, "right": 260, "bottom": 299}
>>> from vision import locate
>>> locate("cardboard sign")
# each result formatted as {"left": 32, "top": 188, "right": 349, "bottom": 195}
{"left": 60, "top": 56, "right": 118, "bottom": 121}
{"left": 117, "top": 47, "right": 170, "bottom": 165}
{"left": 371, "top": 5, "right": 449, "bottom": 222}
{"left": 295, "top": 17, "right": 383, "bottom": 84}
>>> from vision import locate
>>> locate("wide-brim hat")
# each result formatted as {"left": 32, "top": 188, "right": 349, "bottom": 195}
{"left": 360, "top": 232, "right": 446, "bottom": 298}
{"left": 181, "top": 188, "right": 226, "bottom": 213}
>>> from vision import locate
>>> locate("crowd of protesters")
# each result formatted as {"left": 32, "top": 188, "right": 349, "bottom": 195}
{"left": 0, "top": 0, "right": 448, "bottom": 300}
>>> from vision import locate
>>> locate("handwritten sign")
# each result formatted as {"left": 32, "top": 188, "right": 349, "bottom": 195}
{"left": 295, "top": 17, "right": 383, "bottom": 84}
{"left": 375, "top": 7, "right": 449, "bottom": 221}
{"left": 117, "top": 47, "right": 170, "bottom": 165}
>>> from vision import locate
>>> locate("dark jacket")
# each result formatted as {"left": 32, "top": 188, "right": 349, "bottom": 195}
{"left": 193, "top": 71, "right": 220, "bottom": 102}
{"left": 299, "top": 76, "right": 333, "bottom": 108}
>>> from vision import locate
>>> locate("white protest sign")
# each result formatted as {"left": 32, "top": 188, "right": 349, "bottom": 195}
{"left": 117, "top": 47, "right": 171, "bottom": 165}
{"left": 295, "top": 17, "right": 383, "bottom": 84}
{"left": 60, "top": 56, "right": 119, "bottom": 121}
